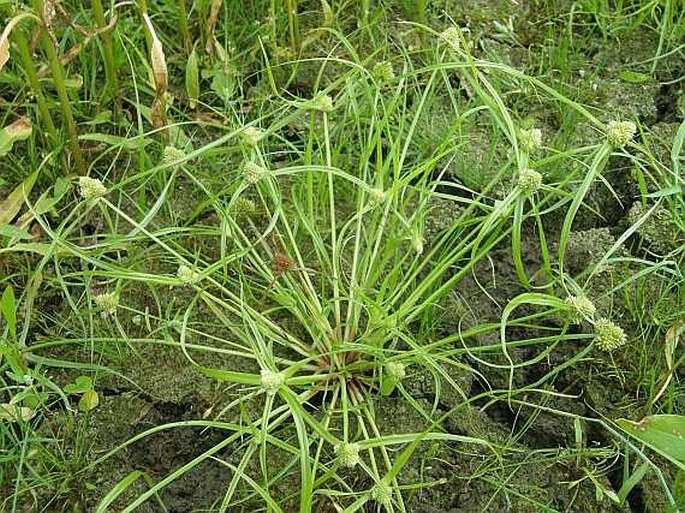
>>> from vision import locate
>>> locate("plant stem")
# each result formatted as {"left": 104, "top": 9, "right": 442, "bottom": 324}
{"left": 91, "top": 0, "right": 118, "bottom": 113}
{"left": 285, "top": 0, "right": 300, "bottom": 50}
{"left": 13, "top": 30, "right": 58, "bottom": 143}
{"left": 176, "top": 0, "right": 191, "bottom": 54}
{"left": 31, "top": 0, "right": 86, "bottom": 174}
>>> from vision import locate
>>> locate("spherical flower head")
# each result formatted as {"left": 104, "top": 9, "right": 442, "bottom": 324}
{"left": 334, "top": 442, "right": 361, "bottom": 468}
{"left": 79, "top": 177, "right": 107, "bottom": 201}
{"left": 606, "top": 120, "right": 636, "bottom": 148}
{"left": 368, "top": 187, "right": 387, "bottom": 205}
{"left": 243, "top": 161, "right": 266, "bottom": 185}
{"left": 519, "top": 128, "right": 542, "bottom": 153}
{"left": 177, "top": 265, "right": 201, "bottom": 285}
{"left": 232, "top": 197, "right": 257, "bottom": 220}
{"left": 373, "top": 61, "right": 395, "bottom": 82}
{"left": 565, "top": 295, "right": 596, "bottom": 323}
{"left": 370, "top": 481, "right": 393, "bottom": 506}
{"left": 242, "top": 126, "right": 265, "bottom": 147}
{"left": 385, "top": 361, "right": 406, "bottom": 381}
{"left": 94, "top": 291, "right": 118, "bottom": 315}
{"left": 162, "top": 146, "right": 186, "bottom": 166}
{"left": 311, "top": 94, "right": 334, "bottom": 113}
{"left": 260, "top": 369, "right": 285, "bottom": 395}
{"left": 441, "top": 26, "right": 461, "bottom": 50}
{"left": 594, "top": 318, "right": 627, "bottom": 351}
{"left": 517, "top": 169, "right": 543, "bottom": 195}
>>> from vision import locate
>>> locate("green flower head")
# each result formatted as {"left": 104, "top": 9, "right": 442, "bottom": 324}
{"left": 243, "top": 161, "right": 267, "bottom": 185}
{"left": 441, "top": 26, "right": 461, "bottom": 51}
{"left": 334, "top": 442, "right": 361, "bottom": 468}
{"left": 373, "top": 61, "right": 395, "bottom": 82}
{"left": 311, "top": 94, "right": 334, "bottom": 113}
{"left": 162, "top": 146, "right": 186, "bottom": 166}
{"left": 517, "top": 169, "right": 543, "bottom": 195}
{"left": 242, "top": 126, "right": 265, "bottom": 147}
{"left": 565, "top": 295, "right": 596, "bottom": 323}
{"left": 606, "top": 120, "right": 636, "bottom": 148}
{"left": 368, "top": 187, "right": 387, "bottom": 205}
{"left": 94, "top": 291, "right": 118, "bottom": 315}
{"left": 519, "top": 128, "right": 542, "bottom": 153}
{"left": 385, "top": 361, "right": 406, "bottom": 381}
{"left": 79, "top": 177, "right": 107, "bottom": 201}
{"left": 177, "top": 265, "right": 201, "bottom": 286}
{"left": 260, "top": 369, "right": 285, "bottom": 395}
{"left": 594, "top": 318, "right": 627, "bottom": 351}
{"left": 370, "top": 481, "right": 393, "bottom": 506}
{"left": 232, "top": 197, "right": 257, "bottom": 220}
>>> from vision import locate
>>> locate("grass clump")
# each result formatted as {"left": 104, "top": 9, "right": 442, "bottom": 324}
{"left": 1, "top": 1, "right": 684, "bottom": 511}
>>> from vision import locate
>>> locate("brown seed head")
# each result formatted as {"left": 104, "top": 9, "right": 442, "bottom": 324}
{"left": 273, "top": 253, "right": 294, "bottom": 275}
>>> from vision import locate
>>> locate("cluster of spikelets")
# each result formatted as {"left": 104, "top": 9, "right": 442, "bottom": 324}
{"left": 512, "top": 119, "right": 634, "bottom": 196}
{"left": 242, "top": 161, "right": 267, "bottom": 185}
{"left": 78, "top": 176, "right": 108, "bottom": 201}
{"left": 517, "top": 168, "right": 543, "bottom": 195}
{"left": 565, "top": 295, "right": 627, "bottom": 352}
{"left": 177, "top": 265, "right": 202, "bottom": 286}
{"left": 334, "top": 442, "right": 361, "bottom": 468}
{"left": 519, "top": 127, "right": 542, "bottom": 153}
{"left": 94, "top": 291, "right": 118, "bottom": 316}
{"left": 260, "top": 369, "right": 285, "bottom": 396}
{"left": 605, "top": 120, "right": 637, "bottom": 148}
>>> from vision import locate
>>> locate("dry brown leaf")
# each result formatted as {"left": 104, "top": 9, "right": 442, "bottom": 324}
{"left": 0, "top": 403, "right": 34, "bottom": 422}
{"left": 150, "top": 38, "right": 167, "bottom": 93}
{"left": 0, "top": 37, "right": 8, "bottom": 71}
{"left": 192, "top": 112, "right": 224, "bottom": 125}
{"left": 0, "top": 117, "right": 32, "bottom": 157}
{"left": 0, "top": 12, "right": 41, "bottom": 72}
{"left": 0, "top": 171, "right": 38, "bottom": 227}
{"left": 205, "top": 0, "right": 223, "bottom": 56}
{"left": 42, "top": 0, "right": 57, "bottom": 41}
{"left": 151, "top": 93, "right": 167, "bottom": 130}
{"left": 142, "top": 12, "right": 167, "bottom": 95}
{"left": 4, "top": 116, "right": 32, "bottom": 140}
{"left": 36, "top": 15, "right": 118, "bottom": 78}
